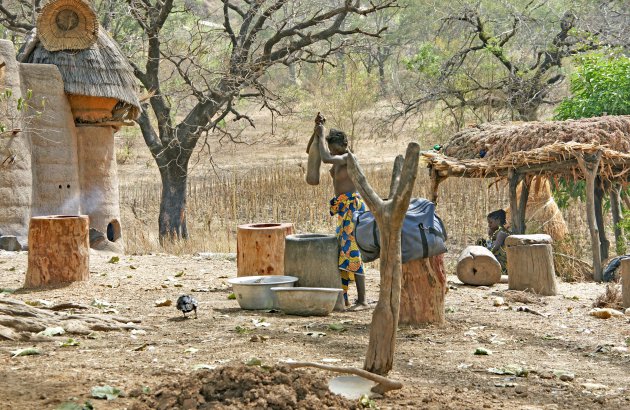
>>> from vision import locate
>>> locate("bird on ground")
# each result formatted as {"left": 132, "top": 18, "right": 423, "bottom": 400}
{"left": 176, "top": 295, "right": 198, "bottom": 319}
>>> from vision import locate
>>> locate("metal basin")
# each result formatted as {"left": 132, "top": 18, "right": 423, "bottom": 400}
{"left": 271, "top": 287, "right": 342, "bottom": 316}
{"left": 228, "top": 275, "right": 298, "bottom": 310}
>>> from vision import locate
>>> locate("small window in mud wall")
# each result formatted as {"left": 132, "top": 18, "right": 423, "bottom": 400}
{"left": 107, "top": 219, "right": 121, "bottom": 242}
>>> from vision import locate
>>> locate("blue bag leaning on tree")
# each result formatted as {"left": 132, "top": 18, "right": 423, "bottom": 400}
{"left": 352, "top": 198, "right": 447, "bottom": 263}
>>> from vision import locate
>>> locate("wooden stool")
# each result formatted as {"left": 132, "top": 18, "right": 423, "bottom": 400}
{"left": 237, "top": 223, "right": 293, "bottom": 276}
{"left": 456, "top": 245, "right": 502, "bottom": 286}
{"left": 506, "top": 234, "right": 557, "bottom": 296}
{"left": 25, "top": 215, "right": 90, "bottom": 288}
{"left": 399, "top": 255, "right": 446, "bottom": 325}
{"left": 621, "top": 258, "right": 630, "bottom": 308}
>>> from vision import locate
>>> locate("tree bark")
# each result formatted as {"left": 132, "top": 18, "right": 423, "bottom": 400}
{"left": 347, "top": 142, "right": 420, "bottom": 376}
{"left": 400, "top": 255, "right": 446, "bottom": 325}
{"left": 158, "top": 160, "right": 189, "bottom": 240}
{"left": 25, "top": 216, "right": 90, "bottom": 288}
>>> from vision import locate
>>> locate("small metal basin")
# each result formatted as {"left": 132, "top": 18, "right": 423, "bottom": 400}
{"left": 271, "top": 287, "right": 342, "bottom": 316}
{"left": 228, "top": 275, "right": 298, "bottom": 310}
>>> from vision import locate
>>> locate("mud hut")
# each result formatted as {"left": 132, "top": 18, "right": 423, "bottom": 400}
{"left": 0, "top": 41, "right": 32, "bottom": 244}
{"left": 422, "top": 115, "right": 630, "bottom": 281}
{"left": 19, "top": 0, "right": 140, "bottom": 244}
{"left": 0, "top": 0, "right": 140, "bottom": 248}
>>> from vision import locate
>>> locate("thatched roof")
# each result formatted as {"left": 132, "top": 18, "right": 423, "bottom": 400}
{"left": 20, "top": 27, "right": 141, "bottom": 120}
{"left": 422, "top": 116, "right": 630, "bottom": 181}
{"left": 442, "top": 116, "right": 630, "bottom": 160}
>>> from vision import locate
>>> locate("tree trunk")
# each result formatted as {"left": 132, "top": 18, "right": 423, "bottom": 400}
{"left": 158, "top": 161, "right": 189, "bottom": 240}
{"left": 505, "top": 235, "right": 557, "bottom": 296}
{"left": 25, "top": 216, "right": 90, "bottom": 288}
{"left": 347, "top": 142, "right": 421, "bottom": 376}
{"left": 456, "top": 246, "right": 501, "bottom": 286}
{"left": 400, "top": 255, "right": 446, "bottom": 325}
{"left": 377, "top": 47, "right": 387, "bottom": 97}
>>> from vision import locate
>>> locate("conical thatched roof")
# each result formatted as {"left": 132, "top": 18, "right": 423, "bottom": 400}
{"left": 21, "top": 27, "right": 141, "bottom": 120}
{"left": 443, "top": 116, "right": 630, "bottom": 160}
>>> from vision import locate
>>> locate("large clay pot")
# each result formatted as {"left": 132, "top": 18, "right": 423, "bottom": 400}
{"left": 284, "top": 233, "right": 344, "bottom": 310}
{"left": 237, "top": 223, "right": 293, "bottom": 277}
{"left": 24, "top": 215, "right": 90, "bottom": 288}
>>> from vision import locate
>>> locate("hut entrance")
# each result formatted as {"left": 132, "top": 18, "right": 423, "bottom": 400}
{"left": 107, "top": 219, "right": 121, "bottom": 242}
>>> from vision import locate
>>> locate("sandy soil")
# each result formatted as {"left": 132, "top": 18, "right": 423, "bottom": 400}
{"left": 1, "top": 250, "right": 629, "bottom": 409}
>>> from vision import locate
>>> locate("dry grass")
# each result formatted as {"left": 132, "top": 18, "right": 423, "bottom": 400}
{"left": 118, "top": 160, "right": 597, "bottom": 279}
{"left": 115, "top": 109, "right": 607, "bottom": 280}
{"left": 593, "top": 284, "right": 624, "bottom": 310}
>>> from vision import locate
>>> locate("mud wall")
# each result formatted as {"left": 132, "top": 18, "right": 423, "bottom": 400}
{"left": 76, "top": 126, "right": 122, "bottom": 241}
{"left": 0, "top": 40, "right": 31, "bottom": 243}
{"left": 20, "top": 63, "right": 81, "bottom": 217}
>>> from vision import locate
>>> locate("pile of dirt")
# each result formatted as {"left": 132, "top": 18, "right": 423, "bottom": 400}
{"left": 130, "top": 364, "right": 359, "bottom": 410}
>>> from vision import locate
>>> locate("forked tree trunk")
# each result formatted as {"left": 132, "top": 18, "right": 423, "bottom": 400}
{"left": 400, "top": 255, "right": 446, "bottom": 325}
{"left": 158, "top": 161, "right": 189, "bottom": 240}
{"left": 347, "top": 142, "right": 420, "bottom": 376}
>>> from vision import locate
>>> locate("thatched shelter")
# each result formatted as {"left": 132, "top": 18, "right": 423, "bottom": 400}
{"left": 19, "top": 0, "right": 140, "bottom": 123}
{"left": 422, "top": 115, "right": 630, "bottom": 281}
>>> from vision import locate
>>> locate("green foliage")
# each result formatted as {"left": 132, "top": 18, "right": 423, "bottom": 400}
{"left": 404, "top": 43, "right": 442, "bottom": 77}
{"left": 552, "top": 179, "right": 586, "bottom": 209}
{"left": 555, "top": 51, "right": 630, "bottom": 120}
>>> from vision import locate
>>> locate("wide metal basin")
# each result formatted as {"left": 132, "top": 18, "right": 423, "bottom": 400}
{"left": 228, "top": 275, "right": 298, "bottom": 310}
{"left": 271, "top": 287, "right": 342, "bottom": 316}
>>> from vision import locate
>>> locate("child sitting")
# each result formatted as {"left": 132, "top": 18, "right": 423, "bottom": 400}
{"left": 477, "top": 209, "right": 511, "bottom": 272}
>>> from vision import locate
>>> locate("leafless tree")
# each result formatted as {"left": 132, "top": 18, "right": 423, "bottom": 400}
{"left": 0, "top": 0, "right": 397, "bottom": 239}
{"left": 395, "top": 0, "right": 627, "bottom": 125}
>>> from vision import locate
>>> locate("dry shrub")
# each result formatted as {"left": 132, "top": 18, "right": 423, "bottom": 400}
{"left": 593, "top": 284, "right": 624, "bottom": 310}
{"left": 498, "top": 290, "right": 544, "bottom": 305}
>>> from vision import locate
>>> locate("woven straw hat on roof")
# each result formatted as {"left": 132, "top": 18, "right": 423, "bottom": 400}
{"left": 37, "top": 0, "right": 98, "bottom": 52}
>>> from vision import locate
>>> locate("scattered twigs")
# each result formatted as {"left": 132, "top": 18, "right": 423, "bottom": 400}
{"left": 282, "top": 361, "right": 403, "bottom": 394}
{"left": 514, "top": 305, "right": 548, "bottom": 317}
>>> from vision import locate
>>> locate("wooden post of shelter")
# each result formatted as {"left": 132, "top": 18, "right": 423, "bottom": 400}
{"left": 576, "top": 151, "right": 603, "bottom": 282}
{"left": 594, "top": 178, "right": 610, "bottom": 261}
{"left": 508, "top": 170, "right": 529, "bottom": 235}
{"left": 610, "top": 184, "right": 625, "bottom": 254}
{"left": 347, "top": 142, "right": 420, "bottom": 376}
{"left": 429, "top": 170, "right": 446, "bottom": 204}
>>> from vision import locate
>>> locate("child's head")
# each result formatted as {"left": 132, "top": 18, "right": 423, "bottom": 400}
{"left": 327, "top": 129, "right": 348, "bottom": 154}
{"left": 487, "top": 209, "right": 507, "bottom": 230}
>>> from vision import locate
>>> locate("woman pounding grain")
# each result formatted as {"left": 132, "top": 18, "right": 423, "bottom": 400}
{"left": 311, "top": 113, "right": 367, "bottom": 309}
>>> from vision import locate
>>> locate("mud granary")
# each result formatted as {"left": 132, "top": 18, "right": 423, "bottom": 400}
{"left": 0, "top": 0, "right": 140, "bottom": 248}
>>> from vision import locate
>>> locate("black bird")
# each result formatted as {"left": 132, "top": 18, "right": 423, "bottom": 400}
{"left": 176, "top": 295, "right": 198, "bottom": 318}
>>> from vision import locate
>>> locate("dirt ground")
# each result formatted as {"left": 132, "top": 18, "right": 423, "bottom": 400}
{"left": 1, "top": 249, "right": 629, "bottom": 409}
